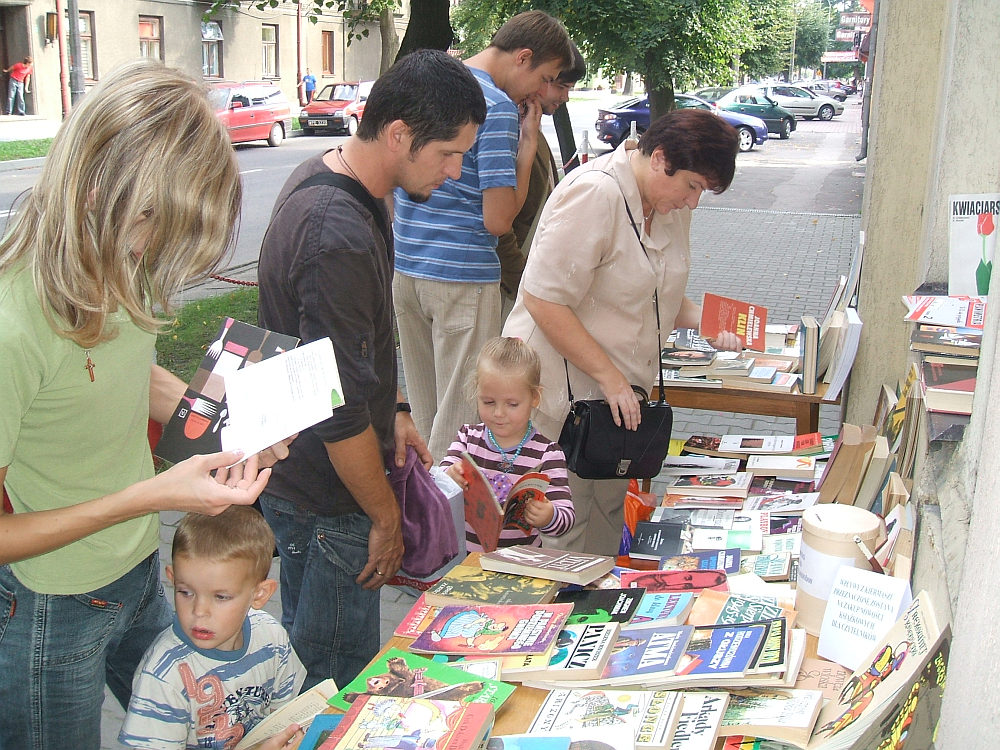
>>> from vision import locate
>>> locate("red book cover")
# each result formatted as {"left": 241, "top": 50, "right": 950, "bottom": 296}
{"left": 700, "top": 293, "right": 768, "bottom": 350}
{"left": 619, "top": 568, "right": 730, "bottom": 593}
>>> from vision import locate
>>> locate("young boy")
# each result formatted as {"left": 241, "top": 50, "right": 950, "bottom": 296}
{"left": 120, "top": 506, "right": 306, "bottom": 750}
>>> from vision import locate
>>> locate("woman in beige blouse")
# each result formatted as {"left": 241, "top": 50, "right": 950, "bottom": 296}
{"left": 503, "top": 109, "right": 742, "bottom": 555}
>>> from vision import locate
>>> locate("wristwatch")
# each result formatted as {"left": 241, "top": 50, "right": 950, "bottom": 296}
{"left": 395, "top": 402, "right": 412, "bottom": 413}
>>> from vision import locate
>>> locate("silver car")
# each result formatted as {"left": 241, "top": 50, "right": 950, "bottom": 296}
{"left": 755, "top": 84, "right": 844, "bottom": 121}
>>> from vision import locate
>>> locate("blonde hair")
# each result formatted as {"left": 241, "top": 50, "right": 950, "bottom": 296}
{"left": 172, "top": 506, "right": 275, "bottom": 584}
{"left": 0, "top": 60, "right": 241, "bottom": 348}
{"left": 469, "top": 336, "right": 542, "bottom": 398}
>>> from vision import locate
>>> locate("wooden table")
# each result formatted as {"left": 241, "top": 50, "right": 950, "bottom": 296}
{"left": 655, "top": 381, "right": 839, "bottom": 434}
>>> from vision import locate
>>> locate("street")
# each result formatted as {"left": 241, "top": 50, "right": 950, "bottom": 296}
{"left": 0, "top": 92, "right": 863, "bottom": 275}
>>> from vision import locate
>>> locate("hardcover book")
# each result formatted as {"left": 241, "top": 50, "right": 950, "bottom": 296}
{"left": 553, "top": 587, "right": 645, "bottom": 625}
{"left": 317, "top": 695, "right": 494, "bottom": 750}
{"left": 423, "top": 566, "right": 560, "bottom": 608}
{"left": 409, "top": 603, "right": 573, "bottom": 656}
{"left": 156, "top": 318, "right": 300, "bottom": 464}
{"left": 460, "top": 452, "right": 548, "bottom": 553}
{"left": 327, "top": 647, "right": 514, "bottom": 712}
{"left": 478, "top": 546, "right": 615, "bottom": 586}
{"left": 700, "top": 293, "right": 768, "bottom": 350}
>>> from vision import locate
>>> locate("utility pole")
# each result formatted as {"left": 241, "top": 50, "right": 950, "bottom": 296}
{"left": 66, "top": 0, "right": 85, "bottom": 104}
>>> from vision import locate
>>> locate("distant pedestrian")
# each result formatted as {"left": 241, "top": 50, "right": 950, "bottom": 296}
{"left": 303, "top": 69, "right": 316, "bottom": 103}
{"left": 4, "top": 55, "right": 32, "bottom": 115}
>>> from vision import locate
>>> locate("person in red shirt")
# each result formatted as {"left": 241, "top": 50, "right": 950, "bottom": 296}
{"left": 4, "top": 55, "right": 32, "bottom": 115}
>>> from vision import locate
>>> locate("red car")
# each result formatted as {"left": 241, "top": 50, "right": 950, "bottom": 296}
{"left": 298, "top": 80, "right": 374, "bottom": 135}
{"left": 209, "top": 81, "right": 292, "bottom": 147}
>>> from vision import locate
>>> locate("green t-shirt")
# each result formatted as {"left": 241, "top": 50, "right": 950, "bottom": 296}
{"left": 0, "top": 265, "right": 159, "bottom": 594}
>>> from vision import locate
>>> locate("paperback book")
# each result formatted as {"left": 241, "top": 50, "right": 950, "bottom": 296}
{"left": 478, "top": 546, "right": 615, "bottom": 586}
{"left": 627, "top": 592, "right": 696, "bottom": 630}
{"left": 744, "top": 455, "right": 816, "bottom": 480}
{"left": 682, "top": 436, "right": 747, "bottom": 460}
{"left": 235, "top": 678, "right": 338, "bottom": 750}
{"left": 513, "top": 622, "right": 621, "bottom": 681}
{"left": 660, "top": 495, "right": 745, "bottom": 510}
{"left": 629, "top": 521, "right": 686, "bottom": 561}
{"left": 651, "top": 508, "right": 736, "bottom": 528}
{"left": 327, "top": 647, "right": 515, "bottom": 712}
{"left": 659, "top": 548, "right": 741, "bottom": 575}
{"left": 553, "top": 587, "right": 645, "bottom": 626}
{"left": 717, "top": 688, "right": 825, "bottom": 749}
{"left": 660, "top": 473, "right": 752, "bottom": 498}
{"left": 673, "top": 622, "right": 769, "bottom": 680}
{"left": 741, "top": 493, "right": 819, "bottom": 516}
{"left": 668, "top": 692, "right": 730, "bottom": 750}
{"left": 620, "top": 569, "right": 729, "bottom": 594}
{"left": 660, "top": 456, "right": 741, "bottom": 476}
{"left": 718, "top": 435, "right": 796, "bottom": 455}
{"left": 701, "top": 293, "right": 768, "bottom": 350}
{"left": 409, "top": 603, "right": 573, "bottom": 656}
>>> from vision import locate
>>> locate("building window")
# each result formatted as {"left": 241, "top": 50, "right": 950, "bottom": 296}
{"left": 69, "top": 10, "right": 96, "bottom": 81}
{"left": 322, "top": 30, "right": 335, "bottom": 75}
{"left": 262, "top": 24, "right": 278, "bottom": 78}
{"left": 202, "top": 21, "right": 224, "bottom": 78}
{"left": 139, "top": 16, "right": 163, "bottom": 60}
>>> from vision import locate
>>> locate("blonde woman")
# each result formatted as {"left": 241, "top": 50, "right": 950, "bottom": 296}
{"left": 0, "top": 62, "right": 281, "bottom": 749}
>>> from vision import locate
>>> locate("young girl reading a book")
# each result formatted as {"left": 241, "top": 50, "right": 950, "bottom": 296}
{"left": 442, "top": 337, "right": 575, "bottom": 551}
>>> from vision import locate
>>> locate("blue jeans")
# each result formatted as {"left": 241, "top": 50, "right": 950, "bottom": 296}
{"left": 259, "top": 493, "right": 379, "bottom": 691}
{"left": 6, "top": 78, "right": 25, "bottom": 115}
{"left": 0, "top": 551, "right": 170, "bottom": 750}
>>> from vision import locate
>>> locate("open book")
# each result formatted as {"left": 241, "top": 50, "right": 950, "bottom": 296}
{"left": 234, "top": 678, "right": 338, "bottom": 749}
{"left": 459, "top": 452, "right": 549, "bottom": 552}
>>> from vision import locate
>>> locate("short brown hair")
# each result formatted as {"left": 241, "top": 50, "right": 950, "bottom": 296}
{"left": 638, "top": 109, "right": 739, "bottom": 194}
{"left": 490, "top": 11, "right": 572, "bottom": 70}
{"left": 172, "top": 506, "right": 275, "bottom": 583}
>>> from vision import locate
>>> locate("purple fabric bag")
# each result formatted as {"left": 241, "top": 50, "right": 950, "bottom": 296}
{"left": 386, "top": 445, "right": 460, "bottom": 578}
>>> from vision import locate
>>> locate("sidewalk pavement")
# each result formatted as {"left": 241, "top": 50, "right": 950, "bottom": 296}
{"left": 0, "top": 113, "right": 61, "bottom": 141}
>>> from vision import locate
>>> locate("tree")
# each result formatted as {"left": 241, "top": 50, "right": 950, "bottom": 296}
{"left": 792, "top": 0, "right": 833, "bottom": 73}
{"left": 738, "top": 0, "right": 796, "bottom": 82}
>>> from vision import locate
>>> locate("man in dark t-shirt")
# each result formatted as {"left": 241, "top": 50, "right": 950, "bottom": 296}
{"left": 255, "top": 50, "right": 485, "bottom": 690}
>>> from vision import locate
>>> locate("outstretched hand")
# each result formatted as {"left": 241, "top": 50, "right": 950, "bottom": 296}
{"left": 153, "top": 450, "right": 271, "bottom": 516}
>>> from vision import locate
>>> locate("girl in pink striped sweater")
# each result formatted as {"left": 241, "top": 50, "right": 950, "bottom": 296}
{"left": 441, "top": 337, "right": 575, "bottom": 551}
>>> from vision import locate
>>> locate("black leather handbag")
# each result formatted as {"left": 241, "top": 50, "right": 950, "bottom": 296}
{"left": 559, "top": 384, "right": 673, "bottom": 479}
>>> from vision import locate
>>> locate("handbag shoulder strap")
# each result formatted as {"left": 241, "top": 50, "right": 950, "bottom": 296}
{"left": 289, "top": 171, "right": 390, "bottom": 246}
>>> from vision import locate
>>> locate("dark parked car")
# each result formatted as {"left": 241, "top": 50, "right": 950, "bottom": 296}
{"left": 209, "top": 81, "right": 291, "bottom": 147}
{"left": 298, "top": 80, "right": 374, "bottom": 135}
{"left": 714, "top": 88, "right": 798, "bottom": 139}
{"left": 594, "top": 93, "right": 768, "bottom": 152}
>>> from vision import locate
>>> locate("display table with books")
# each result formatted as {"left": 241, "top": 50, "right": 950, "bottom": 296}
{"left": 655, "top": 381, "right": 838, "bottom": 434}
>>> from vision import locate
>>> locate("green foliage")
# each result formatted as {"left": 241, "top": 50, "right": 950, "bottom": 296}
{"left": 156, "top": 287, "right": 259, "bottom": 384}
{"left": 0, "top": 138, "right": 52, "bottom": 162}
{"left": 739, "top": 0, "right": 796, "bottom": 81}
{"left": 793, "top": 0, "right": 834, "bottom": 71}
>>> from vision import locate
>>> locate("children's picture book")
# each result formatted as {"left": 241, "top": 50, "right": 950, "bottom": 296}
{"left": 423, "top": 565, "right": 559, "bottom": 608}
{"left": 620, "top": 569, "right": 728, "bottom": 594}
{"left": 409, "top": 603, "right": 573, "bottom": 656}
{"left": 553, "top": 587, "right": 645, "bottom": 626}
{"left": 627, "top": 592, "right": 696, "bottom": 630}
{"left": 459, "top": 452, "right": 548, "bottom": 553}
{"left": 393, "top": 593, "right": 441, "bottom": 639}
{"left": 318, "top": 695, "right": 494, "bottom": 750}
{"left": 235, "top": 678, "right": 338, "bottom": 750}
{"left": 660, "top": 456, "right": 741, "bottom": 476}
{"left": 659, "top": 548, "right": 741, "bottom": 575}
{"left": 484, "top": 729, "right": 633, "bottom": 750}
{"left": 717, "top": 688, "right": 824, "bottom": 749}
{"left": 660, "top": 473, "right": 752, "bottom": 499}
{"left": 327, "top": 647, "right": 514, "bottom": 712}
{"left": 514, "top": 622, "right": 621, "bottom": 681}
{"left": 669, "top": 692, "right": 730, "bottom": 750}
{"left": 745, "top": 455, "right": 816, "bottom": 480}
{"left": 478, "top": 546, "right": 615, "bottom": 586}
{"left": 629, "top": 521, "right": 686, "bottom": 561}
{"left": 156, "top": 318, "right": 300, "bottom": 464}
{"left": 701, "top": 293, "right": 768, "bottom": 350}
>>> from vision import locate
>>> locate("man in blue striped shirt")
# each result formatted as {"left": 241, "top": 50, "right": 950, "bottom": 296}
{"left": 393, "top": 10, "right": 573, "bottom": 461}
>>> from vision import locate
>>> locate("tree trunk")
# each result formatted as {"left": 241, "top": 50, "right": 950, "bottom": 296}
{"left": 647, "top": 85, "right": 676, "bottom": 125}
{"left": 395, "top": 0, "right": 453, "bottom": 61}
{"left": 623, "top": 72, "right": 633, "bottom": 95}
{"left": 379, "top": 6, "right": 400, "bottom": 74}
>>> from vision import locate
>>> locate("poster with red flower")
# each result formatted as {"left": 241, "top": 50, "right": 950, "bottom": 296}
{"left": 949, "top": 193, "right": 1000, "bottom": 295}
